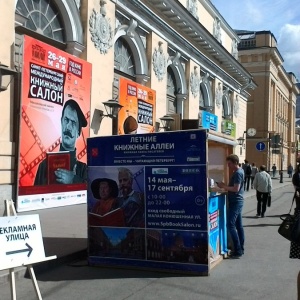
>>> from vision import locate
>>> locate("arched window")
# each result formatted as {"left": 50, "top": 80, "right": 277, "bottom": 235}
{"left": 222, "top": 88, "right": 232, "bottom": 119}
{"left": 16, "top": 0, "right": 65, "bottom": 43}
{"left": 114, "top": 37, "right": 136, "bottom": 78}
{"left": 167, "top": 52, "right": 187, "bottom": 117}
{"left": 199, "top": 73, "right": 213, "bottom": 111}
{"left": 167, "top": 67, "right": 177, "bottom": 114}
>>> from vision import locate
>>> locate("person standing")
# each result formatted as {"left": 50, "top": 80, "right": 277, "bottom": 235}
{"left": 272, "top": 164, "right": 277, "bottom": 178}
{"left": 250, "top": 163, "right": 258, "bottom": 189}
{"left": 217, "top": 154, "right": 245, "bottom": 258}
{"left": 243, "top": 160, "right": 252, "bottom": 191}
{"left": 288, "top": 163, "right": 294, "bottom": 178}
{"left": 293, "top": 164, "right": 300, "bottom": 192}
{"left": 253, "top": 165, "right": 272, "bottom": 218}
{"left": 291, "top": 170, "right": 300, "bottom": 299}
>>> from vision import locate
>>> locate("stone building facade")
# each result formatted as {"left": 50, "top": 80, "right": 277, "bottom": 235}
{"left": 237, "top": 30, "right": 299, "bottom": 172}
{"left": 0, "top": 0, "right": 255, "bottom": 205}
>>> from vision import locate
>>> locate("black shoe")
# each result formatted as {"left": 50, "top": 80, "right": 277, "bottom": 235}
{"left": 228, "top": 252, "right": 243, "bottom": 259}
{"left": 261, "top": 214, "right": 265, "bottom": 218}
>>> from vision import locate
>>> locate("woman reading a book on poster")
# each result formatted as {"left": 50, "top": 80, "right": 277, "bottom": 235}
{"left": 89, "top": 178, "right": 125, "bottom": 227}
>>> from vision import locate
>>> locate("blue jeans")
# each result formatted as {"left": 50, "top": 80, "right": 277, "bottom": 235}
{"left": 228, "top": 201, "right": 244, "bottom": 255}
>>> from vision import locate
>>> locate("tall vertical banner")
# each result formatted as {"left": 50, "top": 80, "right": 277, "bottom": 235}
{"left": 118, "top": 78, "right": 156, "bottom": 135}
{"left": 17, "top": 35, "right": 92, "bottom": 212}
{"left": 87, "top": 130, "right": 210, "bottom": 275}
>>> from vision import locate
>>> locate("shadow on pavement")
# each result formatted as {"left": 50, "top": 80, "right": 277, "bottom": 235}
{"left": 28, "top": 260, "right": 198, "bottom": 282}
{"left": 243, "top": 214, "right": 282, "bottom": 219}
{"left": 244, "top": 223, "right": 281, "bottom": 227}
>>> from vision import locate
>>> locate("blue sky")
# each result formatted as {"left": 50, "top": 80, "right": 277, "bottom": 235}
{"left": 211, "top": 0, "right": 300, "bottom": 80}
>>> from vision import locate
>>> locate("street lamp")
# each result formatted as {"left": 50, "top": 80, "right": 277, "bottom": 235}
{"left": 237, "top": 131, "right": 246, "bottom": 155}
{"left": 159, "top": 115, "right": 174, "bottom": 131}
{"left": 102, "top": 98, "right": 123, "bottom": 118}
{"left": 237, "top": 136, "right": 245, "bottom": 155}
{"left": 0, "top": 63, "right": 17, "bottom": 92}
{"left": 280, "top": 133, "right": 284, "bottom": 183}
{"left": 90, "top": 98, "right": 123, "bottom": 134}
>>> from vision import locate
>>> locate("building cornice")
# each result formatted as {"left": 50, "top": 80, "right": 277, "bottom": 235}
{"left": 116, "top": 0, "right": 253, "bottom": 91}
{"left": 201, "top": 0, "right": 240, "bottom": 42}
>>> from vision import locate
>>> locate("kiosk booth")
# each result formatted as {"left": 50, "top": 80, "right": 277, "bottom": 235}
{"left": 87, "top": 129, "right": 228, "bottom": 275}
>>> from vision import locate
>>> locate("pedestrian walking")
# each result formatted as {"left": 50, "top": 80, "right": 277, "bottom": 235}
{"left": 243, "top": 160, "right": 252, "bottom": 191}
{"left": 217, "top": 154, "right": 244, "bottom": 258}
{"left": 272, "top": 164, "right": 277, "bottom": 178}
{"left": 250, "top": 163, "right": 258, "bottom": 189}
{"left": 253, "top": 165, "right": 272, "bottom": 217}
{"left": 288, "top": 163, "right": 294, "bottom": 178}
{"left": 292, "top": 164, "right": 300, "bottom": 192}
{"left": 290, "top": 171, "right": 300, "bottom": 299}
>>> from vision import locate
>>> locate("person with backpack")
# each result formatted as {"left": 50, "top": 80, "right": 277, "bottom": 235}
{"left": 243, "top": 159, "right": 252, "bottom": 191}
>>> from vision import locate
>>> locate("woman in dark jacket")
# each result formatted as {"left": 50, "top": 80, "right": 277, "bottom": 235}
{"left": 290, "top": 164, "right": 300, "bottom": 299}
{"left": 292, "top": 164, "right": 300, "bottom": 192}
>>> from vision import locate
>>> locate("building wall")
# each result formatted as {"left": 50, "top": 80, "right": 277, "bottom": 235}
{"left": 238, "top": 31, "right": 299, "bottom": 171}
{"left": 0, "top": 0, "right": 253, "bottom": 205}
{"left": 0, "top": 1, "right": 17, "bottom": 201}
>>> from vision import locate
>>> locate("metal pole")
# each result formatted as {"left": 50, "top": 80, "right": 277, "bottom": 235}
{"left": 280, "top": 133, "right": 283, "bottom": 183}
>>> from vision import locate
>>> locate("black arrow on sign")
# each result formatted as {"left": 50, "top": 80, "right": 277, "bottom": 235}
{"left": 6, "top": 243, "right": 33, "bottom": 257}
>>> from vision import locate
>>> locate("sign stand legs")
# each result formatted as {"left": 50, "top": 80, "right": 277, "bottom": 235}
{"left": 9, "top": 268, "right": 16, "bottom": 300}
{"left": 27, "top": 264, "right": 42, "bottom": 300}
{"left": 4, "top": 199, "right": 43, "bottom": 300}
{"left": 3, "top": 199, "right": 16, "bottom": 217}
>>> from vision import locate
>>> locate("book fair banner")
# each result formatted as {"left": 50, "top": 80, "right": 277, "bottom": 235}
{"left": 87, "top": 129, "right": 210, "bottom": 274}
{"left": 17, "top": 35, "right": 92, "bottom": 212}
{"left": 118, "top": 78, "right": 156, "bottom": 135}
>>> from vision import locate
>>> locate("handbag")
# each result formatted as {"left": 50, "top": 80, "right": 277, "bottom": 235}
{"left": 267, "top": 194, "right": 271, "bottom": 207}
{"left": 278, "top": 192, "right": 300, "bottom": 244}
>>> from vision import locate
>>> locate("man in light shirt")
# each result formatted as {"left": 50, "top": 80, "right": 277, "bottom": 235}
{"left": 253, "top": 165, "right": 272, "bottom": 218}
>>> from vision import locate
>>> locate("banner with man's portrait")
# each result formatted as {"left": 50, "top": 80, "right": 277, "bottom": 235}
{"left": 17, "top": 35, "right": 92, "bottom": 212}
{"left": 118, "top": 78, "right": 156, "bottom": 135}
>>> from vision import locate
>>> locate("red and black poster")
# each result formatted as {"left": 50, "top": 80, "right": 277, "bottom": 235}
{"left": 17, "top": 35, "right": 92, "bottom": 212}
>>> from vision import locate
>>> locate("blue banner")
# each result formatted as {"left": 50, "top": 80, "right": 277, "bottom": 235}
{"left": 200, "top": 111, "right": 218, "bottom": 131}
{"left": 87, "top": 129, "right": 209, "bottom": 274}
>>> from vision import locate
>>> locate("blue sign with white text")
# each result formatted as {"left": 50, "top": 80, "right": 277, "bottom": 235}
{"left": 87, "top": 130, "right": 209, "bottom": 275}
{"left": 145, "top": 165, "right": 207, "bottom": 230}
{"left": 200, "top": 111, "right": 218, "bottom": 131}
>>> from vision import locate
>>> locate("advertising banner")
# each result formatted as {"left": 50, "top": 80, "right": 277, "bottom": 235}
{"left": 17, "top": 35, "right": 92, "bottom": 212}
{"left": 118, "top": 78, "right": 156, "bottom": 134}
{"left": 221, "top": 120, "right": 236, "bottom": 137}
{"left": 87, "top": 130, "right": 210, "bottom": 274}
{"left": 198, "top": 111, "right": 218, "bottom": 131}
